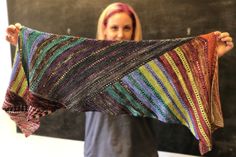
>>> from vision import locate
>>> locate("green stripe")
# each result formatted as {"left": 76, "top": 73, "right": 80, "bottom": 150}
{"left": 23, "top": 32, "right": 42, "bottom": 80}
{"left": 114, "top": 82, "right": 155, "bottom": 118}
{"left": 105, "top": 85, "right": 140, "bottom": 116}
{"left": 29, "top": 35, "right": 72, "bottom": 81}
{"left": 31, "top": 38, "right": 85, "bottom": 90}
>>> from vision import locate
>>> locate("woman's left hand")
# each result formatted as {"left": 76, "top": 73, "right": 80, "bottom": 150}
{"left": 214, "top": 31, "right": 234, "bottom": 57}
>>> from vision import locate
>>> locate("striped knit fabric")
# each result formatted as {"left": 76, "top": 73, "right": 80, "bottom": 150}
{"left": 2, "top": 26, "right": 223, "bottom": 155}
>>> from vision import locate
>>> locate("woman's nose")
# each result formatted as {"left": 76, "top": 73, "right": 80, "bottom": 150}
{"left": 117, "top": 29, "right": 124, "bottom": 38}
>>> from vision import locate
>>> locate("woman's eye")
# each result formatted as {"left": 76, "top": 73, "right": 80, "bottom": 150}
{"left": 110, "top": 26, "right": 118, "bottom": 31}
{"left": 124, "top": 26, "right": 131, "bottom": 31}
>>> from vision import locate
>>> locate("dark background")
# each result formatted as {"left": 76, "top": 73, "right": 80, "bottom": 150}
{"left": 7, "top": 0, "right": 236, "bottom": 156}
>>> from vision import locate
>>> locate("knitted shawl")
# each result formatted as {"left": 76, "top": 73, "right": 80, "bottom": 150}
{"left": 2, "top": 26, "right": 224, "bottom": 155}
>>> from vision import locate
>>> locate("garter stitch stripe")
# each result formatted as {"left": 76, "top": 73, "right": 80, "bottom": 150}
{"left": 2, "top": 26, "right": 223, "bottom": 155}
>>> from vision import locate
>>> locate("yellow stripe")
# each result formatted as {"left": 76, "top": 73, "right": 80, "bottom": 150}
{"left": 139, "top": 65, "right": 187, "bottom": 125}
{"left": 148, "top": 60, "right": 195, "bottom": 134}
{"left": 175, "top": 47, "right": 210, "bottom": 128}
{"left": 11, "top": 38, "right": 28, "bottom": 97}
{"left": 11, "top": 66, "right": 25, "bottom": 92}
{"left": 18, "top": 78, "right": 28, "bottom": 96}
{"left": 164, "top": 52, "right": 210, "bottom": 146}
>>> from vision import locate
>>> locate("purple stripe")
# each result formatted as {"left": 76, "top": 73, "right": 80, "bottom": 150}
{"left": 122, "top": 73, "right": 168, "bottom": 122}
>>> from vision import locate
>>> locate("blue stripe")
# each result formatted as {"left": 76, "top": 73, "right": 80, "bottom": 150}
{"left": 131, "top": 70, "right": 178, "bottom": 123}
{"left": 122, "top": 72, "right": 169, "bottom": 122}
{"left": 154, "top": 59, "right": 198, "bottom": 138}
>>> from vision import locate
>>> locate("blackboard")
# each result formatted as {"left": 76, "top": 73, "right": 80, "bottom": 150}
{"left": 7, "top": 0, "right": 236, "bottom": 156}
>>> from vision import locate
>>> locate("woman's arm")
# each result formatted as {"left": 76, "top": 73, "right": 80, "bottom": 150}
{"left": 5, "top": 24, "right": 234, "bottom": 57}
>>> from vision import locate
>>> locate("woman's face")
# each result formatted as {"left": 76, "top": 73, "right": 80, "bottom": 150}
{"left": 104, "top": 12, "right": 133, "bottom": 41}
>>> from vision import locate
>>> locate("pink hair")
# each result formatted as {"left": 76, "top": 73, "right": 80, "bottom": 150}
{"left": 103, "top": 3, "right": 136, "bottom": 39}
{"left": 97, "top": 2, "right": 142, "bottom": 41}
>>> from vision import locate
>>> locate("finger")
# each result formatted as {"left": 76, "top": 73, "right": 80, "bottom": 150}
{"left": 6, "top": 25, "right": 20, "bottom": 39}
{"left": 226, "top": 41, "right": 234, "bottom": 48}
{"left": 6, "top": 28, "right": 19, "bottom": 39}
{"left": 219, "top": 32, "right": 230, "bottom": 39}
{"left": 5, "top": 34, "right": 17, "bottom": 45}
{"left": 5, "top": 35, "right": 11, "bottom": 42}
{"left": 6, "top": 25, "right": 16, "bottom": 34}
{"left": 6, "top": 31, "right": 17, "bottom": 37}
{"left": 220, "top": 36, "right": 233, "bottom": 42}
{"left": 15, "top": 23, "right": 22, "bottom": 30}
{"left": 214, "top": 31, "right": 222, "bottom": 41}
{"left": 6, "top": 35, "right": 14, "bottom": 43}
{"left": 214, "top": 31, "right": 221, "bottom": 35}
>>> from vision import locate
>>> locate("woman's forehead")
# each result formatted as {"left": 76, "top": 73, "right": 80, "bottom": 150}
{"left": 107, "top": 12, "right": 133, "bottom": 25}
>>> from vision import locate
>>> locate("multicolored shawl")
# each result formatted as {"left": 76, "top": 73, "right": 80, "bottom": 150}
{"left": 2, "top": 26, "right": 224, "bottom": 155}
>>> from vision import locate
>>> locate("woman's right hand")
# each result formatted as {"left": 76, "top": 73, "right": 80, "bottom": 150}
{"left": 6, "top": 23, "right": 22, "bottom": 46}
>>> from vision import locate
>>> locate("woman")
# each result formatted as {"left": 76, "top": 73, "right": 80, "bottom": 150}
{"left": 6, "top": 2, "right": 234, "bottom": 157}
{"left": 85, "top": 3, "right": 160, "bottom": 157}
